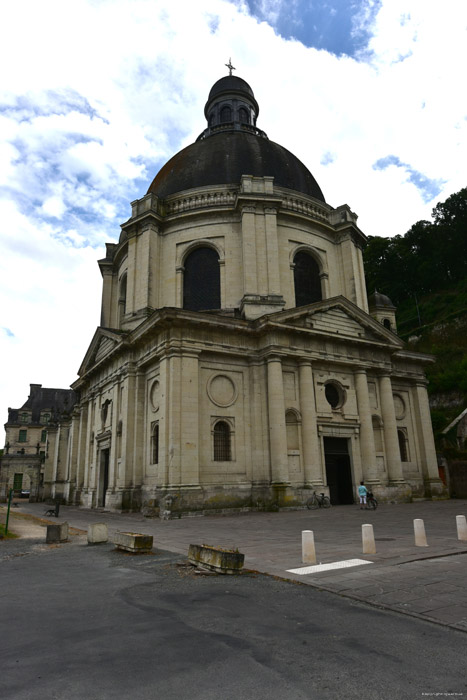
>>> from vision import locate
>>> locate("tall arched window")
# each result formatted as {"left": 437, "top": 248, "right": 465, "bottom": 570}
{"left": 119, "top": 273, "right": 127, "bottom": 326}
{"left": 238, "top": 107, "right": 249, "bottom": 124}
{"left": 398, "top": 429, "right": 409, "bottom": 462}
{"left": 183, "top": 247, "right": 220, "bottom": 311}
{"left": 293, "top": 251, "right": 322, "bottom": 307}
{"left": 152, "top": 423, "right": 159, "bottom": 465}
{"left": 220, "top": 105, "right": 232, "bottom": 123}
{"left": 213, "top": 421, "right": 231, "bottom": 461}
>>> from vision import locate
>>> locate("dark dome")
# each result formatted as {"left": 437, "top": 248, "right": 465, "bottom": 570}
{"left": 368, "top": 291, "right": 395, "bottom": 308}
{"left": 208, "top": 75, "right": 255, "bottom": 101}
{"left": 148, "top": 130, "right": 325, "bottom": 202}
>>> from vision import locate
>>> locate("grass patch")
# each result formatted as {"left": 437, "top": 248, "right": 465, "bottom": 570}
{"left": 0, "top": 523, "right": 19, "bottom": 539}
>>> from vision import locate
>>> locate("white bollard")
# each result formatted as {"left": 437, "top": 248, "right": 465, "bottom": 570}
{"left": 414, "top": 518, "right": 428, "bottom": 547}
{"left": 87, "top": 522, "right": 108, "bottom": 545}
{"left": 456, "top": 515, "right": 467, "bottom": 541}
{"left": 362, "top": 524, "right": 376, "bottom": 554}
{"left": 302, "top": 530, "right": 317, "bottom": 564}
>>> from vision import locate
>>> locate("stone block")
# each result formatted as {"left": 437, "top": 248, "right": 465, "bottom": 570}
{"left": 114, "top": 531, "right": 153, "bottom": 553}
{"left": 46, "top": 521, "right": 69, "bottom": 544}
{"left": 87, "top": 522, "right": 108, "bottom": 545}
{"left": 188, "top": 544, "right": 244, "bottom": 574}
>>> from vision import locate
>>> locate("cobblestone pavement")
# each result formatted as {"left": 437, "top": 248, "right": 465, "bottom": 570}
{"left": 2, "top": 498, "right": 467, "bottom": 632}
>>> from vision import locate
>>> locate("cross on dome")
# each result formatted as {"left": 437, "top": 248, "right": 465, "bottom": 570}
{"left": 225, "top": 58, "right": 236, "bottom": 76}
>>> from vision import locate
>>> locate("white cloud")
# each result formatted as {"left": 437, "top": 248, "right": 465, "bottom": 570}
{"left": 0, "top": 0, "right": 465, "bottom": 410}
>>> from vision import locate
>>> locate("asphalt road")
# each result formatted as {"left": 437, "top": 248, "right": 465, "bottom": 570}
{"left": 1, "top": 538, "right": 466, "bottom": 700}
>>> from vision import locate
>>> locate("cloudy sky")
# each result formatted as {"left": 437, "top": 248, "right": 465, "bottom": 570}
{"left": 0, "top": 0, "right": 465, "bottom": 411}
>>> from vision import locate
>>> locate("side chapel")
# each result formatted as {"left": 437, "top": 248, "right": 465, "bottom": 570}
{"left": 43, "top": 73, "right": 446, "bottom": 513}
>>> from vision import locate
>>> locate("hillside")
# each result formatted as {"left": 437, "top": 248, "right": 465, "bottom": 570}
{"left": 363, "top": 187, "right": 467, "bottom": 448}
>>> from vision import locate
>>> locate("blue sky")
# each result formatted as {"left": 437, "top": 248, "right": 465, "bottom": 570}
{"left": 238, "top": 0, "right": 382, "bottom": 56}
{"left": 0, "top": 0, "right": 466, "bottom": 408}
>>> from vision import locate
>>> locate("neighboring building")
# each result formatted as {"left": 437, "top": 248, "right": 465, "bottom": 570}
{"left": 0, "top": 384, "right": 76, "bottom": 501}
{"left": 5, "top": 73, "right": 446, "bottom": 513}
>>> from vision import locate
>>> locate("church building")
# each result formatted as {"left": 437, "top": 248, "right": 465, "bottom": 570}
{"left": 42, "top": 73, "right": 446, "bottom": 514}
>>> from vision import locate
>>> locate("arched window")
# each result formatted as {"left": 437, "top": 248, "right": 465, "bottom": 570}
{"left": 383, "top": 318, "right": 391, "bottom": 330}
{"left": 152, "top": 423, "right": 159, "bottom": 465}
{"left": 398, "top": 429, "right": 409, "bottom": 462}
{"left": 119, "top": 273, "right": 127, "bottom": 326}
{"left": 238, "top": 107, "right": 249, "bottom": 124}
{"left": 293, "top": 251, "right": 322, "bottom": 307}
{"left": 220, "top": 105, "right": 232, "bottom": 123}
{"left": 285, "top": 410, "right": 299, "bottom": 451}
{"left": 213, "top": 421, "right": 231, "bottom": 461}
{"left": 183, "top": 247, "right": 220, "bottom": 311}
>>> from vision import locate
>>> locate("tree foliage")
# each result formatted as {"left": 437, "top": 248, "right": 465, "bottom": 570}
{"left": 364, "top": 187, "right": 467, "bottom": 305}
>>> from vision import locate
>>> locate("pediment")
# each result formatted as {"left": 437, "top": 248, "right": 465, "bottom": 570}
{"left": 78, "top": 328, "right": 124, "bottom": 377}
{"left": 265, "top": 296, "right": 403, "bottom": 348}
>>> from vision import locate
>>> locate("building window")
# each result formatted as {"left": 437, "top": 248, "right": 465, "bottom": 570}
{"left": 285, "top": 410, "right": 300, "bottom": 451}
{"left": 383, "top": 318, "right": 391, "bottom": 330}
{"left": 239, "top": 107, "right": 249, "bottom": 124}
{"left": 220, "top": 105, "right": 232, "bottom": 123}
{"left": 325, "top": 382, "right": 345, "bottom": 409}
{"left": 398, "top": 429, "right": 409, "bottom": 462}
{"left": 19, "top": 429, "right": 27, "bottom": 443}
{"left": 213, "top": 421, "right": 231, "bottom": 461}
{"left": 293, "top": 251, "right": 322, "bottom": 307}
{"left": 119, "top": 273, "right": 127, "bottom": 326}
{"left": 42, "top": 413, "right": 51, "bottom": 424}
{"left": 20, "top": 413, "right": 28, "bottom": 423}
{"left": 41, "top": 430, "right": 47, "bottom": 443}
{"left": 13, "top": 473, "right": 23, "bottom": 490}
{"left": 151, "top": 423, "right": 159, "bottom": 465}
{"left": 183, "top": 247, "right": 220, "bottom": 311}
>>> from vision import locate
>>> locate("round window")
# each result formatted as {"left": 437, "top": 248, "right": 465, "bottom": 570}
{"left": 325, "top": 382, "right": 344, "bottom": 409}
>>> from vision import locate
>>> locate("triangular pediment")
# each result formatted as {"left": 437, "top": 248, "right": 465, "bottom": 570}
{"left": 77, "top": 328, "right": 125, "bottom": 377}
{"left": 263, "top": 296, "right": 404, "bottom": 348}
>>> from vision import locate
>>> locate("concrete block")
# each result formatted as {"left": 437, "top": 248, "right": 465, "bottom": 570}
{"left": 302, "top": 530, "right": 316, "bottom": 564}
{"left": 46, "top": 521, "right": 69, "bottom": 544}
{"left": 414, "top": 518, "right": 428, "bottom": 547}
{"left": 87, "top": 522, "right": 108, "bottom": 545}
{"left": 188, "top": 544, "right": 244, "bottom": 574}
{"left": 362, "top": 523, "right": 376, "bottom": 554}
{"left": 114, "top": 531, "right": 153, "bottom": 553}
{"left": 456, "top": 515, "right": 467, "bottom": 541}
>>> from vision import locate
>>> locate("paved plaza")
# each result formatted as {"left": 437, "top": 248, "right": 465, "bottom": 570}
{"left": 2, "top": 498, "right": 467, "bottom": 632}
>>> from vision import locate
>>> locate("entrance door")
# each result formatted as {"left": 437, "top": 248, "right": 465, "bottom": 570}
{"left": 98, "top": 449, "right": 110, "bottom": 507}
{"left": 324, "top": 437, "right": 354, "bottom": 505}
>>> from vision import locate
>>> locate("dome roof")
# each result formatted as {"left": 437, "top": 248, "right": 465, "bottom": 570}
{"left": 148, "top": 131, "right": 325, "bottom": 201}
{"left": 368, "top": 290, "right": 395, "bottom": 308}
{"left": 147, "top": 74, "right": 325, "bottom": 202}
{"left": 208, "top": 75, "right": 255, "bottom": 101}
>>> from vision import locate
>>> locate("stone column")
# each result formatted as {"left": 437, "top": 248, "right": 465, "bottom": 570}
{"left": 298, "top": 361, "right": 323, "bottom": 485}
{"left": 241, "top": 205, "right": 257, "bottom": 295}
{"left": 379, "top": 374, "right": 404, "bottom": 484}
{"left": 413, "top": 381, "right": 444, "bottom": 492}
{"left": 264, "top": 207, "right": 281, "bottom": 295}
{"left": 354, "top": 369, "right": 379, "bottom": 484}
{"left": 266, "top": 356, "right": 289, "bottom": 483}
{"left": 180, "top": 351, "right": 200, "bottom": 486}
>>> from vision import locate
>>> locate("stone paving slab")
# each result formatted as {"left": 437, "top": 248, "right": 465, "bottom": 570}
{"left": 4, "top": 499, "right": 467, "bottom": 632}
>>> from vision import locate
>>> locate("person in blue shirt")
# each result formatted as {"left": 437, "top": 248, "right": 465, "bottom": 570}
{"left": 358, "top": 481, "right": 368, "bottom": 509}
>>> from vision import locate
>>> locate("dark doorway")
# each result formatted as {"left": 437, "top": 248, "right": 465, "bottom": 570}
{"left": 98, "top": 448, "right": 110, "bottom": 507}
{"left": 324, "top": 437, "right": 354, "bottom": 505}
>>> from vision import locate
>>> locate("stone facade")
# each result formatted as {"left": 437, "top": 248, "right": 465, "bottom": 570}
{"left": 3, "top": 74, "right": 446, "bottom": 513}
{"left": 0, "top": 384, "right": 76, "bottom": 502}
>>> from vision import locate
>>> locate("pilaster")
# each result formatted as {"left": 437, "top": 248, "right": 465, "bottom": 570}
{"left": 298, "top": 361, "right": 323, "bottom": 486}
{"left": 379, "top": 374, "right": 404, "bottom": 484}
{"left": 266, "top": 355, "right": 289, "bottom": 483}
{"left": 354, "top": 369, "right": 379, "bottom": 484}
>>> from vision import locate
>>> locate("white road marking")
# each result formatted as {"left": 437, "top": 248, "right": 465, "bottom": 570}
{"left": 287, "top": 558, "right": 373, "bottom": 575}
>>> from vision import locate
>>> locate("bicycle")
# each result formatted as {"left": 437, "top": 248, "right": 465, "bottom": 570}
{"left": 306, "top": 491, "right": 331, "bottom": 510}
{"left": 366, "top": 491, "right": 378, "bottom": 510}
